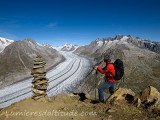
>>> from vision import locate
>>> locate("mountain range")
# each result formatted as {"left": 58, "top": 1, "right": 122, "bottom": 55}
{"left": 0, "top": 35, "right": 160, "bottom": 92}
{"left": 0, "top": 35, "right": 160, "bottom": 119}
{"left": 74, "top": 35, "right": 160, "bottom": 93}
{"left": 0, "top": 37, "right": 64, "bottom": 88}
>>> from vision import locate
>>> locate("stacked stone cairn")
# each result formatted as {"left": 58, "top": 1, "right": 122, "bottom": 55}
{"left": 31, "top": 55, "right": 48, "bottom": 100}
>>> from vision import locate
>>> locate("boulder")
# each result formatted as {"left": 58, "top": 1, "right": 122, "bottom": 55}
{"left": 140, "top": 86, "right": 160, "bottom": 103}
{"left": 133, "top": 86, "right": 160, "bottom": 115}
{"left": 106, "top": 88, "right": 135, "bottom": 105}
{"left": 140, "top": 86, "right": 160, "bottom": 110}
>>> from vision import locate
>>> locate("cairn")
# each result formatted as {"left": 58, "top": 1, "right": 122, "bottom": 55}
{"left": 31, "top": 55, "right": 48, "bottom": 100}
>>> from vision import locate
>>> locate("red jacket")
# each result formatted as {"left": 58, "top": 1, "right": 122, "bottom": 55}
{"left": 97, "top": 63, "right": 116, "bottom": 82}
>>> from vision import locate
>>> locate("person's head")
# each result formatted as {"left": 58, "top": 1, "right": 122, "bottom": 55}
{"left": 103, "top": 55, "right": 111, "bottom": 63}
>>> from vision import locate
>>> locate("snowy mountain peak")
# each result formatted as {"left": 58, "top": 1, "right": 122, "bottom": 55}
{"left": 115, "top": 34, "right": 124, "bottom": 40}
{"left": 0, "top": 37, "right": 14, "bottom": 52}
{"left": 96, "top": 40, "right": 104, "bottom": 47}
{"left": 120, "top": 36, "right": 129, "bottom": 41}
{"left": 94, "top": 35, "right": 130, "bottom": 47}
{"left": 92, "top": 35, "right": 160, "bottom": 53}
{"left": 55, "top": 43, "right": 78, "bottom": 51}
{"left": 0, "top": 37, "right": 14, "bottom": 45}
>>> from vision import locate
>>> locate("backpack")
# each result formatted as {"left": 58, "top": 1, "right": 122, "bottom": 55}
{"left": 113, "top": 59, "right": 124, "bottom": 80}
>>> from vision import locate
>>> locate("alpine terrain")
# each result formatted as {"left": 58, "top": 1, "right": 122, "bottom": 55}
{"left": 0, "top": 38, "right": 64, "bottom": 88}
{"left": 0, "top": 35, "right": 160, "bottom": 120}
{"left": 74, "top": 35, "right": 160, "bottom": 93}
{"left": 0, "top": 38, "right": 91, "bottom": 109}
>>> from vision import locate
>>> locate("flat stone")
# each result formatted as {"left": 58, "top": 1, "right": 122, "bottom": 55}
{"left": 32, "top": 89, "right": 46, "bottom": 94}
{"left": 33, "top": 61, "right": 46, "bottom": 65}
{"left": 32, "top": 77, "right": 46, "bottom": 81}
{"left": 32, "top": 79, "right": 48, "bottom": 83}
{"left": 32, "top": 94, "right": 47, "bottom": 100}
{"left": 31, "top": 73, "right": 46, "bottom": 76}
{"left": 33, "top": 65, "right": 45, "bottom": 68}
{"left": 34, "top": 58, "right": 43, "bottom": 62}
{"left": 32, "top": 73, "right": 46, "bottom": 77}
{"left": 32, "top": 85, "right": 48, "bottom": 90}
{"left": 31, "top": 68, "right": 46, "bottom": 74}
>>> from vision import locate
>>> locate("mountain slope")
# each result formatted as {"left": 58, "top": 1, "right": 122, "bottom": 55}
{"left": 74, "top": 35, "right": 160, "bottom": 93}
{"left": 0, "top": 93, "right": 149, "bottom": 120}
{"left": 0, "top": 38, "right": 64, "bottom": 88}
{"left": 1, "top": 89, "right": 159, "bottom": 120}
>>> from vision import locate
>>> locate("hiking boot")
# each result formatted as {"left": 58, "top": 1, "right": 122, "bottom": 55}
{"left": 100, "top": 100, "right": 105, "bottom": 103}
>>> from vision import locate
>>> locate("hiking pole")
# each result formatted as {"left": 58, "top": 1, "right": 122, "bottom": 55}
{"left": 95, "top": 70, "right": 98, "bottom": 100}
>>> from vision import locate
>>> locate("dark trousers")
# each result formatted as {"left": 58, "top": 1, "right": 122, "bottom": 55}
{"left": 98, "top": 80, "right": 115, "bottom": 102}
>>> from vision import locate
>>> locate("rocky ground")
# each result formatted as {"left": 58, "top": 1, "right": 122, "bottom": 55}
{"left": 0, "top": 86, "right": 159, "bottom": 120}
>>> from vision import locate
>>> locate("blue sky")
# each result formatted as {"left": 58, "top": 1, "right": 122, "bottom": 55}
{"left": 0, "top": 0, "right": 160, "bottom": 46}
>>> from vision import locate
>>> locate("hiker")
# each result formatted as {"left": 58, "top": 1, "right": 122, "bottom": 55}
{"left": 95, "top": 55, "right": 116, "bottom": 103}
